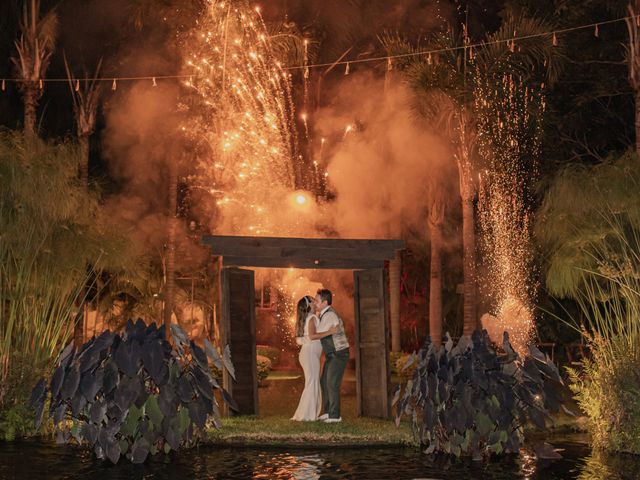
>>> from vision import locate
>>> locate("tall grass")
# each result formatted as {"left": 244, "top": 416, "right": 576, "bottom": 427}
{"left": 566, "top": 211, "right": 640, "bottom": 453}
{"left": 0, "top": 131, "right": 118, "bottom": 438}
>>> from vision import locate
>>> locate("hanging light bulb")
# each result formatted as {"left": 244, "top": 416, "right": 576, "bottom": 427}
{"left": 387, "top": 57, "right": 393, "bottom": 71}
{"left": 427, "top": 52, "right": 432, "bottom": 65}
{"left": 112, "top": 78, "right": 117, "bottom": 91}
{"left": 509, "top": 40, "right": 515, "bottom": 53}
{"left": 152, "top": 77, "right": 158, "bottom": 87}
{"left": 594, "top": 24, "right": 599, "bottom": 38}
{"left": 552, "top": 32, "right": 558, "bottom": 47}
{"left": 75, "top": 79, "right": 80, "bottom": 92}
{"left": 345, "top": 62, "right": 350, "bottom": 75}
{"left": 1, "top": 79, "right": 5, "bottom": 92}
{"left": 39, "top": 79, "right": 43, "bottom": 89}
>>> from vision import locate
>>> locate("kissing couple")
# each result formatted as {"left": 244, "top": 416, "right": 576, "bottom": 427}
{"left": 291, "top": 289, "right": 350, "bottom": 423}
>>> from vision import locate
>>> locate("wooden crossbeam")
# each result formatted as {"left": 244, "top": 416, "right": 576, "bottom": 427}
{"left": 221, "top": 255, "right": 385, "bottom": 270}
{"left": 202, "top": 235, "right": 404, "bottom": 264}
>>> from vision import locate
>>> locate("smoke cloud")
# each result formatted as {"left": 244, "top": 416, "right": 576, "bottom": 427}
{"left": 315, "top": 72, "right": 457, "bottom": 240}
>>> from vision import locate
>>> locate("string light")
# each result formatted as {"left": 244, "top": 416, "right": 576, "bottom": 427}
{"left": 0, "top": 12, "right": 633, "bottom": 95}
{"left": 74, "top": 79, "right": 80, "bottom": 92}
{"left": 1, "top": 79, "right": 4, "bottom": 92}
{"left": 152, "top": 76, "right": 157, "bottom": 87}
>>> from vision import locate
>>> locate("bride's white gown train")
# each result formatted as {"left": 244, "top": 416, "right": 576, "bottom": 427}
{"left": 291, "top": 314, "right": 323, "bottom": 421}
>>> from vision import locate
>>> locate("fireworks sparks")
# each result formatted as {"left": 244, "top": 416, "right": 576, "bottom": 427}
{"left": 476, "top": 70, "right": 544, "bottom": 353}
{"left": 183, "top": 0, "right": 302, "bottom": 236}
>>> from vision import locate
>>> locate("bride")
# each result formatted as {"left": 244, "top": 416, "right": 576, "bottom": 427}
{"left": 291, "top": 295, "right": 337, "bottom": 421}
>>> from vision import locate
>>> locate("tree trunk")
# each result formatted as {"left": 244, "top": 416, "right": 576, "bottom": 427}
{"left": 72, "top": 134, "right": 91, "bottom": 348}
{"left": 389, "top": 250, "right": 401, "bottom": 352}
{"left": 78, "top": 134, "right": 90, "bottom": 187}
{"left": 163, "top": 156, "right": 179, "bottom": 331}
{"left": 627, "top": 2, "right": 640, "bottom": 154}
{"left": 429, "top": 218, "right": 443, "bottom": 349}
{"left": 23, "top": 83, "right": 38, "bottom": 136}
{"left": 461, "top": 196, "right": 477, "bottom": 336}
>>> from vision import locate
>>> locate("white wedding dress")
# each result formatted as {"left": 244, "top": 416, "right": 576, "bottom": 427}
{"left": 291, "top": 314, "right": 323, "bottom": 421}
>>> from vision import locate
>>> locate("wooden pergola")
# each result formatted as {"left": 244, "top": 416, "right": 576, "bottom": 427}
{"left": 202, "top": 235, "right": 404, "bottom": 419}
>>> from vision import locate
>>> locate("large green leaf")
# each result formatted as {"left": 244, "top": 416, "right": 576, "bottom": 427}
{"left": 145, "top": 395, "right": 163, "bottom": 427}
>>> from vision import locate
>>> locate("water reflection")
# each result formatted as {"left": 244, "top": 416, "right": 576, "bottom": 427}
{"left": 577, "top": 448, "right": 640, "bottom": 480}
{"left": 1, "top": 437, "right": 640, "bottom": 479}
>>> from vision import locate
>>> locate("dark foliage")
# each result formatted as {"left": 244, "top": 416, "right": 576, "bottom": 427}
{"left": 30, "top": 320, "right": 236, "bottom": 464}
{"left": 394, "top": 330, "right": 570, "bottom": 460}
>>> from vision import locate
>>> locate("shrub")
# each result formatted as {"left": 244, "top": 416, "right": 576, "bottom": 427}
{"left": 568, "top": 333, "right": 640, "bottom": 454}
{"left": 550, "top": 211, "right": 640, "bottom": 454}
{"left": 257, "top": 355, "right": 272, "bottom": 385}
{"left": 256, "top": 345, "right": 280, "bottom": 366}
{"left": 30, "top": 320, "right": 237, "bottom": 464}
{"left": 0, "top": 353, "right": 49, "bottom": 441}
{"left": 389, "top": 351, "right": 404, "bottom": 376}
{"left": 394, "top": 331, "right": 567, "bottom": 459}
{"left": 393, "top": 352, "right": 416, "bottom": 382}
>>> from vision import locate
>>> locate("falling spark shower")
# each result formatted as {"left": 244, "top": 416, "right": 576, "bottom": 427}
{"left": 476, "top": 71, "right": 545, "bottom": 353}
{"left": 182, "top": 0, "right": 309, "bottom": 236}
{"left": 182, "top": 0, "right": 330, "bottom": 343}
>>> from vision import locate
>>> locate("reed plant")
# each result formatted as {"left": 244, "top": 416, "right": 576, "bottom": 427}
{"left": 0, "top": 131, "right": 121, "bottom": 438}
{"left": 565, "top": 212, "right": 640, "bottom": 453}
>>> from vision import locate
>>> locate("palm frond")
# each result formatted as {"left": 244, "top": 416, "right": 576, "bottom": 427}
{"left": 477, "top": 9, "right": 564, "bottom": 83}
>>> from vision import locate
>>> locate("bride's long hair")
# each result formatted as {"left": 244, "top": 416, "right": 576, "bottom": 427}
{"left": 295, "top": 295, "right": 314, "bottom": 337}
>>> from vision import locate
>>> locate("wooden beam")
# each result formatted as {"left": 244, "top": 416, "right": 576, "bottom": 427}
{"left": 202, "top": 235, "right": 404, "bottom": 253}
{"left": 221, "top": 256, "right": 385, "bottom": 270}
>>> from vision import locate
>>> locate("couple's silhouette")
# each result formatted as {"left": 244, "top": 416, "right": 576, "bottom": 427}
{"left": 291, "top": 289, "right": 349, "bottom": 423}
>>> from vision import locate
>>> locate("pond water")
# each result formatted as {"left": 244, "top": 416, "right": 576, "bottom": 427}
{"left": 1, "top": 435, "right": 639, "bottom": 479}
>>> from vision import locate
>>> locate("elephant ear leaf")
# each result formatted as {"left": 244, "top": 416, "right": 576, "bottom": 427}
{"left": 131, "top": 437, "right": 150, "bottom": 464}
{"left": 221, "top": 388, "right": 239, "bottom": 412}
{"left": 50, "top": 366, "right": 65, "bottom": 399}
{"left": 141, "top": 338, "right": 167, "bottom": 385}
{"left": 61, "top": 365, "right": 80, "bottom": 400}
{"left": 191, "top": 341, "right": 209, "bottom": 371}
{"left": 58, "top": 341, "right": 75, "bottom": 369}
{"left": 223, "top": 345, "right": 235, "bottom": 381}
{"left": 105, "top": 438, "right": 121, "bottom": 464}
{"left": 170, "top": 324, "right": 189, "bottom": 353}
{"left": 204, "top": 339, "right": 222, "bottom": 370}
{"left": 114, "top": 341, "right": 141, "bottom": 378}
{"left": 187, "top": 397, "right": 208, "bottom": 429}
{"left": 30, "top": 378, "right": 46, "bottom": 409}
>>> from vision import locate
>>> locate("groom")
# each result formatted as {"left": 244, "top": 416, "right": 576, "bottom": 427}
{"left": 315, "top": 288, "right": 349, "bottom": 423}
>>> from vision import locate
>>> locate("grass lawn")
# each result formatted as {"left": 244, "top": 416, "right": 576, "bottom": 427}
{"left": 206, "top": 369, "right": 417, "bottom": 447}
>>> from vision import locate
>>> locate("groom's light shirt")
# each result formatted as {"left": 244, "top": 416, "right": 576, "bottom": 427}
{"left": 317, "top": 306, "right": 336, "bottom": 332}
{"left": 318, "top": 306, "right": 349, "bottom": 352}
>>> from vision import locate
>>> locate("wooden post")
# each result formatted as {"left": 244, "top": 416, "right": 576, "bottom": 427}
{"left": 389, "top": 250, "right": 401, "bottom": 352}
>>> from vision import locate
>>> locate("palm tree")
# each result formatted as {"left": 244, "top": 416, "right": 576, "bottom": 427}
{"left": 428, "top": 188, "right": 446, "bottom": 347}
{"left": 63, "top": 56, "right": 103, "bottom": 346}
{"left": 63, "top": 56, "right": 102, "bottom": 187}
{"left": 10, "top": 0, "right": 57, "bottom": 136}
{"left": 382, "top": 11, "right": 561, "bottom": 336}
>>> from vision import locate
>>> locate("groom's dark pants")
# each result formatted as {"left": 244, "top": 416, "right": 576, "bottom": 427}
{"left": 321, "top": 348, "right": 349, "bottom": 419}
